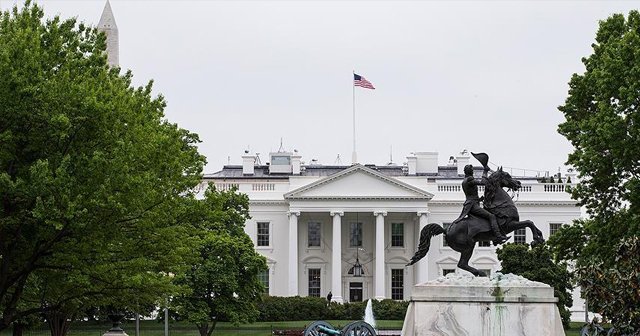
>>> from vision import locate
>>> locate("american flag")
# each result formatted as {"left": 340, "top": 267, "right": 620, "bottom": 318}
{"left": 354, "top": 73, "right": 375, "bottom": 90}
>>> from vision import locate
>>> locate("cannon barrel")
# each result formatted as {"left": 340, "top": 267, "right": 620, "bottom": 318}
{"left": 304, "top": 320, "right": 376, "bottom": 336}
{"left": 317, "top": 325, "right": 341, "bottom": 335}
{"left": 303, "top": 320, "right": 335, "bottom": 336}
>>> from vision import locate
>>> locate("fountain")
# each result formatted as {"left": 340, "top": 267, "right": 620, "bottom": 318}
{"left": 364, "top": 299, "right": 376, "bottom": 330}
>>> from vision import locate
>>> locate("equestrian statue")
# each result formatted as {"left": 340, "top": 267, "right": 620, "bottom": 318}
{"left": 407, "top": 152, "right": 545, "bottom": 276}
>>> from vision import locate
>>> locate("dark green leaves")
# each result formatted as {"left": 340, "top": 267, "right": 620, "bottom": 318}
{"left": 171, "top": 186, "right": 267, "bottom": 336}
{"left": 0, "top": 1, "right": 205, "bottom": 330}
{"left": 557, "top": 9, "right": 640, "bottom": 332}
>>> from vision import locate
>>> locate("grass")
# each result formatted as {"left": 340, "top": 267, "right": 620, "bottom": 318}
{"left": 1, "top": 320, "right": 589, "bottom": 336}
{"left": 0, "top": 320, "right": 403, "bottom": 336}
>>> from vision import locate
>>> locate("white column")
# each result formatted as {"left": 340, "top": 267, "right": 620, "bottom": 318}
{"left": 374, "top": 211, "right": 387, "bottom": 300}
{"left": 330, "top": 211, "right": 344, "bottom": 303}
{"left": 288, "top": 211, "right": 300, "bottom": 296}
{"left": 416, "top": 211, "right": 430, "bottom": 284}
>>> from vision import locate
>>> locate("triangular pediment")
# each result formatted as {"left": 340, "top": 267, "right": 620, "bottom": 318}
{"left": 436, "top": 256, "right": 458, "bottom": 264}
{"left": 284, "top": 164, "right": 433, "bottom": 200}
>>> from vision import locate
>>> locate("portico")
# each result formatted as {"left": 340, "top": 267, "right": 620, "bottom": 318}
{"left": 283, "top": 165, "right": 433, "bottom": 302}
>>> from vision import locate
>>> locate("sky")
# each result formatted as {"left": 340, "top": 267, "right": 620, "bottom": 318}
{"left": 4, "top": 0, "right": 639, "bottom": 175}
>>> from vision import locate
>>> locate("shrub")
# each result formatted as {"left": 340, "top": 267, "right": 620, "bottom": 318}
{"left": 257, "top": 296, "right": 329, "bottom": 321}
{"left": 257, "top": 297, "right": 408, "bottom": 321}
{"left": 372, "top": 300, "right": 409, "bottom": 320}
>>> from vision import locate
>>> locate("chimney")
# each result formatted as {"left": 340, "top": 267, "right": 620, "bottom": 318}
{"left": 415, "top": 152, "right": 438, "bottom": 174}
{"left": 292, "top": 153, "right": 302, "bottom": 175}
{"left": 242, "top": 154, "right": 255, "bottom": 175}
{"left": 456, "top": 153, "right": 471, "bottom": 176}
{"left": 407, "top": 155, "right": 417, "bottom": 175}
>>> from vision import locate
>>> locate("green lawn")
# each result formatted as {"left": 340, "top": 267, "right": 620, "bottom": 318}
{"left": 0, "top": 320, "right": 588, "bottom": 336}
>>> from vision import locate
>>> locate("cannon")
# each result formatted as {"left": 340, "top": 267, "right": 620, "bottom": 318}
{"left": 303, "top": 320, "right": 376, "bottom": 336}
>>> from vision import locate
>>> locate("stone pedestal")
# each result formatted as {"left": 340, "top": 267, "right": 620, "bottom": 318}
{"left": 401, "top": 273, "right": 565, "bottom": 336}
{"left": 103, "top": 314, "right": 128, "bottom": 336}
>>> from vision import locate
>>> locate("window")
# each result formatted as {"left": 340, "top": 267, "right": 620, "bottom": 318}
{"left": 391, "top": 269, "right": 404, "bottom": 300}
{"left": 308, "top": 268, "right": 321, "bottom": 297}
{"left": 271, "top": 155, "right": 291, "bottom": 165}
{"left": 258, "top": 269, "right": 269, "bottom": 295}
{"left": 257, "top": 222, "right": 270, "bottom": 247}
{"left": 442, "top": 269, "right": 456, "bottom": 276}
{"left": 350, "top": 222, "right": 362, "bottom": 247}
{"left": 549, "top": 223, "right": 563, "bottom": 237}
{"left": 514, "top": 228, "right": 526, "bottom": 244}
{"left": 477, "top": 241, "right": 491, "bottom": 247}
{"left": 308, "top": 222, "right": 321, "bottom": 247}
{"left": 442, "top": 223, "right": 452, "bottom": 247}
{"left": 391, "top": 223, "right": 404, "bottom": 247}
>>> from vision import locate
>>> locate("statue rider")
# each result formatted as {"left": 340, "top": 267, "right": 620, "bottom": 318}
{"left": 453, "top": 163, "right": 510, "bottom": 245}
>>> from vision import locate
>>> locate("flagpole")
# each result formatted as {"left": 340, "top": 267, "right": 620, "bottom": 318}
{"left": 352, "top": 70, "right": 357, "bottom": 165}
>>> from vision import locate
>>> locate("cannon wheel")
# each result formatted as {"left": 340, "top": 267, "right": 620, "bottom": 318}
{"left": 341, "top": 321, "right": 376, "bottom": 336}
{"left": 303, "top": 320, "right": 335, "bottom": 336}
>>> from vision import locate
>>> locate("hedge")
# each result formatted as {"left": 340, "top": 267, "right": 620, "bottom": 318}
{"left": 257, "top": 297, "right": 408, "bottom": 321}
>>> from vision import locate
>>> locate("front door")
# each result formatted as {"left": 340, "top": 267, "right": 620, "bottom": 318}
{"left": 349, "top": 282, "right": 363, "bottom": 302}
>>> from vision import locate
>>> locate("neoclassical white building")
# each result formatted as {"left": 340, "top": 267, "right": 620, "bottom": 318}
{"left": 204, "top": 150, "right": 581, "bottom": 306}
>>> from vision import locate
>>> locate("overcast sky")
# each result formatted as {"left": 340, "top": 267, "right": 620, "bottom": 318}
{"left": 5, "top": 1, "right": 639, "bottom": 175}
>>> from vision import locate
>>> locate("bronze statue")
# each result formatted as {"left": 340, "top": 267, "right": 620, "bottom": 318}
{"left": 453, "top": 163, "right": 509, "bottom": 245}
{"left": 407, "top": 153, "right": 545, "bottom": 276}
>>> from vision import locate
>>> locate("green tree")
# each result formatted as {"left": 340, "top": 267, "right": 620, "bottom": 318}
{"left": 0, "top": 1, "right": 205, "bottom": 331}
{"left": 557, "top": 9, "right": 640, "bottom": 260}
{"left": 496, "top": 243, "right": 573, "bottom": 329}
{"left": 171, "top": 187, "right": 267, "bottom": 336}
{"left": 556, "top": 9, "right": 640, "bottom": 332}
{"left": 577, "top": 237, "right": 640, "bottom": 335}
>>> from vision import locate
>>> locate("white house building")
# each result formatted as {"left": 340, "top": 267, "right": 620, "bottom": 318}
{"left": 204, "top": 149, "right": 581, "bottom": 306}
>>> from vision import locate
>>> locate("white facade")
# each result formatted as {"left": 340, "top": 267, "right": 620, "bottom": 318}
{"left": 205, "top": 150, "right": 583, "bottom": 313}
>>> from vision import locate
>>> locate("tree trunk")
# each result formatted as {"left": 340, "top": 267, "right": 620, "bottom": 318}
{"left": 195, "top": 321, "right": 218, "bottom": 336}
{"left": 47, "top": 312, "right": 72, "bottom": 336}
{"left": 206, "top": 321, "right": 216, "bottom": 336}
{"left": 12, "top": 323, "right": 25, "bottom": 336}
{"left": 196, "top": 323, "right": 209, "bottom": 336}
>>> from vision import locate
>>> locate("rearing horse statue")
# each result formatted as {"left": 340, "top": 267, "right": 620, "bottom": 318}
{"left": 407, "top": 167, "right": 545, "bottom": 276}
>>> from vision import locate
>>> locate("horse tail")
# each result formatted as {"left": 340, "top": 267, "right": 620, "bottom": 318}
{"left": 406, "top": 223, "right": 445, "bottom": 266}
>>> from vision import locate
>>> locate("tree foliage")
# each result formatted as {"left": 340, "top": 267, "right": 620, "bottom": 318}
{"left": 171, "top": 187, "right": 267, "bottom": 336}
{"left": 558, "top": 10, "right": 640, "bottom": 223}
{"left": 0, "top": 1, "right": 205, "bottom": 331}
{"left": 496, "top": 243, "right": 573, "bottom": 329}
{"left": 556, "top": 10, "right": 640, "bottom": 332}
{"left": 578, "top": 237, "right": 640, "bottom": 335}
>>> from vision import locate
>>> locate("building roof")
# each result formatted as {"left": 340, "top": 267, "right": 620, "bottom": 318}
{"left": 205, "top": 164, "right": 540, "bottom": 180}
